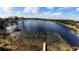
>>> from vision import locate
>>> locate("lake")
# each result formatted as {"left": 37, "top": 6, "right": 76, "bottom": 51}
{"left": 17, "top": 20, "right": 79, "bottom": 47}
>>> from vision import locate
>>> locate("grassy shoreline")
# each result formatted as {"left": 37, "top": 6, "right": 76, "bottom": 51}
{"left": 0, "top": 31, "right": 73, "bottom": 51}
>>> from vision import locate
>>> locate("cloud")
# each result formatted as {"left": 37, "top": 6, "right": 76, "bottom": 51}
{"left": 0, "top": 7, "right": 13, "bottom": 18}
{"left": 0, "top": 13, "right": 12, "bottom": 18}
{"left": 38, "top": 11, "right": 62, "bottom": 19}
{"left": 76, "top": 8, "right": 79, "bottom": 11}
{"left": 2, "top": 7, "right": 12, "bottom": 13}
{"left": 46, "top": 7, "right": 53, "bottom": 10}
{"left": 35, "top": 10, "right": 79, "bottom": 20}
{"left": 59, "top": 7, "right": 68, "bottom": 10}
{"left": 42, "top": 12, "right": 62, "bottom": 16}
{"left": 0, "top": 7, "right": 79, "bottom": 20}
{"left": 1, "top": 7, "right": 23, "bottom": 18}
{"left": 51, "top": 12, "right": 62, "bottom": 15}
{"left": 23, "top": 7, "right": 39, "bottom": 14}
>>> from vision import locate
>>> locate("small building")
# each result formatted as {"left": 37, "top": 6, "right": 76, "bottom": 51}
{"left": 6, "top": 25, "right": 17, "bottom": 33}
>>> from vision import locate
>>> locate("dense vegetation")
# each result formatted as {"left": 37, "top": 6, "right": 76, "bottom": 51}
{"left": 0, "top": 16, "right": 79, "bottom": 28}
{"left": 0, "top": 31, "right": 73, "bottom": 51}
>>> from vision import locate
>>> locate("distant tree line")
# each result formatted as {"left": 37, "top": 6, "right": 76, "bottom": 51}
{"left": 0, "top": 16, "right": 79, "bottom": 29}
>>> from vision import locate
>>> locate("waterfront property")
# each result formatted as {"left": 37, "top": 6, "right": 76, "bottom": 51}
{"left": 6, "top": 25, "right": 17, "bottom": 33}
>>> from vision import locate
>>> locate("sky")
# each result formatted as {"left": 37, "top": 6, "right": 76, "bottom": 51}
{"left": 0, "top": 7, "right": 79, "bottom": 21}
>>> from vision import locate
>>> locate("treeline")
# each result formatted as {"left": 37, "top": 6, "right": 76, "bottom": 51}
{"left": 53, "top": 20, "right": 79, "bottom": 29}
{"left": 0, "top": 16, "right": 79, "bottom": 29}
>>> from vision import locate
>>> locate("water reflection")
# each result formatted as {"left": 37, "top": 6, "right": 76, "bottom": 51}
{"left": 17, "top": 20, "right": 79, "bottom": 47}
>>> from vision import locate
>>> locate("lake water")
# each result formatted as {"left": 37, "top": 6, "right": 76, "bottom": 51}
{"left": 17, "top": 20, "right": 79, "bottom": 47}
